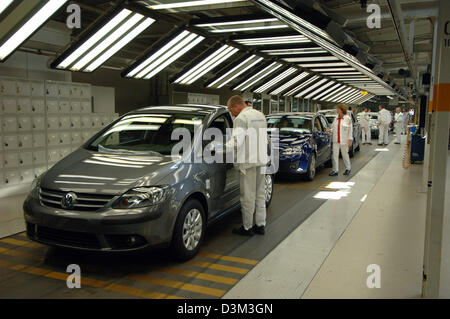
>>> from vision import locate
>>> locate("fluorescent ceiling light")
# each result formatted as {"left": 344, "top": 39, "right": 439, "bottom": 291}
{"left": 147, "top": 0, "right": 247, "bottom": 10}
{"left": 261, "top": 47, "right": 327, "bottom": 55}
{"left": 326, "top": 87, "right": 354, "bottom": 102}
{"left": 304, "top": 80, "right": 335, "bottom": 99}
{"left": 207, "top": 55, "right": 264, "bottom": 88}
{"left": 320, "top": 85, "right": 348, "bottom": 101}
{"left": 295, "top": 78, "right": 329, "bottom": 98}
{"left": 254, "top": 67, "right": 297, "bottom": 93}
{"left": 341, "top": 91, "right": 362, "bottom": 103}
{"left": 209, "top": 25, "right": 288, "bottom": 33}
{"left": 55, "top": 9, "right": 155, "bottom": 72}
{"left": 284, "top": 75, "right": 319, "bottom": 96}
{"left": 311, "top": 68, "right": 356, "bottom": 72}
{"left": 234, "top": 62, "right": 282, "bottom": 91}
{"left": 0, "top": 0, "right": 69, "bottom": 61}
{"left": 174, "top": 45, "right": 239, "bottom": 85}
{"left": 235, "top": 35, "right": 310, "bottom": 46}
{"left": 312, "top": 83, "right": 342, "bottom": 100}
{"left": 125, "top": 30, "right": 204, "bottom": 79}
{"left": 269, "top": 72, "right": 309, "bottom": 95}
{"left": 195, "top": 18, "right": 278, "bottom": 27}
{"left": 331, "top": 89, "right": 359, "bottom": 102}
{"left": 0, "top": 0, "right": 13, "bottom": 15}
{"left": 323, "top": 72, "right": 362, "bottom": 75}
{"left": 387, "top": 96, "right": 394, "bottom": 100}
{"left": 297, "top": 62, "right": 348, "bottom": 68}
{"left": 283, "top": 56, "right": 339, "bottom": 63}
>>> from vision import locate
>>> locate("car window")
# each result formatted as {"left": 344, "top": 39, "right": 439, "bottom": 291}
{"left": 319, "top": 116, "right": 329, "bottom": 130}
{"left": 267, "top": 116, "right": 312, "bottom": 134}
{"left": 88, "top": 113, "right": 205, "bottom": 155}
{"left": 314, "top": 117, "right": 323, "bottom": 131}
{"left": 209, "top": 114, "right": 231, "bottom": 136}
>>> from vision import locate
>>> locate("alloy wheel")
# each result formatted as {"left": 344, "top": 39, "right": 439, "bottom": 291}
{"left": 182, "top": 209, "right": 203, "bottom": 251}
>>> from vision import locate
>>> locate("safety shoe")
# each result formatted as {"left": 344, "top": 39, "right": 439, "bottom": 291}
{"left": 395, "top": 142, "right": 401, "bottom": 144}
{"left": 232, "top": 226, "right": 254, "bottom": 236}
{"left": 329, "top": 171, "right": 338, "bottom": 176}
{"left": 253, "top": 225, "right": 265, "bottom": 235}
{"left": 343, "top": 169, "right": 351, "bottom": 176}
{"left": 368, "top": 142, "right": 372, "bottom": 145}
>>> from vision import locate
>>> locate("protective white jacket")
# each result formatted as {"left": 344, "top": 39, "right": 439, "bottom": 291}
{"left": 378, "top": 109, "right": 392, "bottom": 125}
{"left": 394, "top": 113, "right": 404, "bottom": 128}
{"left": 358, "top": 111, "right": 371, "bottom": 128}
{"left": 228, "top": 107, "right": 269, "bottom": 170}
{"left": 331, "top": 115, "right": 353, "bottom": 144}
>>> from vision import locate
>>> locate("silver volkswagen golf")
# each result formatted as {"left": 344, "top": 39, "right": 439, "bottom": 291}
{"left": 24, "top": 105, "right": 274, "bottom": 260}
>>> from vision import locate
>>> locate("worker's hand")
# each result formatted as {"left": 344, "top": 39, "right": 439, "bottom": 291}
{"left": 326, "top": 129, "right": 331, "bottom": 133}
{"left": 348, "top": 139, "right": 353, "bottom": 148}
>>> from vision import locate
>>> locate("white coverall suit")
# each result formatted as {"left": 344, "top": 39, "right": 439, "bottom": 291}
{"left": 228, "top": 107, "right": 269, "bottom": 231}
{"left": 331, "top": 114, "right": 353, "bottom": 172}
{"left": 394, "top": 112, "right": 404, "bottom": 143}
{"left": 378, "top": 109, "right": 391, "bottom": 145}
{"left": 358, "top": 111, "right": 371, "bottom": 144}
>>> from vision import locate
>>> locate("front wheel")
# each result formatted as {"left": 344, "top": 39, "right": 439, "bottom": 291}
{"left": 264, "top": 174, "right": 274, "bottom": 208}
{"left": 306, "top": 153, "right": 316, "bottom": 181}
{"left": 171, "top": 199, "right": 205, "bottom": 261}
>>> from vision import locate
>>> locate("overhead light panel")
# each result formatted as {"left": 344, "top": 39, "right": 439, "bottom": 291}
{"left": 145, "top": 0, "right": 248, "bottom": 10}
{"left": 268, "top": 72, "right": 309, "bottom": 95}
{"left": 261, "top": 47, "right": 328, "bottom": 55}
{"left": 253, "top": 67, "right": 297, "bottom": 93}
{"left": 207, "top": 55, "right": 264, "bottom": 89}
{"left": 124, "top": 30, "right": 204, "bottom": 80}
{"left": 194, "top": 17, "right": 288, "bottom": 33}
{"left": 283, "top": 56, "right": 339, "bottom": 63}
{"left": 304, "top": 81, "right": 336, "bottom": 100}
{"left": 297, "top": 63, "right": 349, "bottom": 68}
{"left": 173, "top": 44, "right": 239, "bottom": 85}
{"left": 313, "top": 83, "right": 343, "bottom": 101}
{"left": 233, "top": 62, "right": 282, "bottom": 91}
{"left": 295, "top": 78, "right": 330, "bottom": 98}
{"left": 235, "top": 35, "right": 311, "bottom": 46}
{"left": 311, "top": 68, "right": 357, "bottom": 72}
{"left": 0, "top": 0, "right": 14, "bottom": 15}
{"left": 330, "top": 88, "right": 359, "bottom": 103}
{"left": 0, "top": 0, "right": 69, "bottom": 62}
{"left": 284, "top": 75, "right": 320, "bottom": 96}
{"left": 325, "top": 87, "right": 354, "bottom": 102}
{"left": 53, "top": 8, "right": 155, "bottom": 72}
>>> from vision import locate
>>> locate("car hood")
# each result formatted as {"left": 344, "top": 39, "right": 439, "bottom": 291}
{"left": 277, "top": 133, "right": 311, "bottom": 150}
{"left": 41, "top": 148, "right": 181, "bottom": 195}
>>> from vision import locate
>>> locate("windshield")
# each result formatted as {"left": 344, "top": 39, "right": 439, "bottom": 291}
{"left": 87, "top": 113, "right": 205, "bottom": 155}
{"left": 267, "top": 116, "right": 312, "bottom": 135}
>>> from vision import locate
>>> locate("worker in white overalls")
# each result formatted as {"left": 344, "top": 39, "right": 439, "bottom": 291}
{"left": 377, "top": 105, "right": 391, "bottom": 146}
{"left": 358, "top": 107, "right": 372, "bottom": 145}
{"left": 393, "top": 107, "right": 404, "bottom": 144}
{"left": 226, "top": 96, "right": 269, "bottom": 236}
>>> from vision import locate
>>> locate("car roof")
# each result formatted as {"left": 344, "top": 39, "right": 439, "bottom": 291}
{"left": 128, "top": 104, "right": 227, "bottom": 115}
{"left": 267, "top": 112, "right": 316, "bottom": 119}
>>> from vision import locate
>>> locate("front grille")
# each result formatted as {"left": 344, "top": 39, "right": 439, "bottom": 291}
{"left": 35, "top": 225, "right": 101, "bottom": 249}
{"left": 39, "top": 188, "right": 115, "bottom": 211}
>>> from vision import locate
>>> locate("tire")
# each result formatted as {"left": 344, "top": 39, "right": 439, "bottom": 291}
{"left": 306, "top": 153, "right": 316, "bottom": 181}
{"left": 171, "top": 199, "right": 205, "bottom": 261}
{"left": 264, "top": 174, "right": 274, "bottom": 208}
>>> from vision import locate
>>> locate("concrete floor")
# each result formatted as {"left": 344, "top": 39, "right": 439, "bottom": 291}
{"left": 0, "top": 139, "right": 381, "bottom": 298}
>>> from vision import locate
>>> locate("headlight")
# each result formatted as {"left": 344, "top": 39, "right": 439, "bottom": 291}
{"left": 283, "top": 146, "right": 303, "bottom": 155}
{"left": 112, "top": 187, "right": 165, "bottom": 209}
{"left": 30, "top": 176, "right": 41, "bottom": 199}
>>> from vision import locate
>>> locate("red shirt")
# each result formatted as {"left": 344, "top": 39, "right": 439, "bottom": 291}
{"left": 337, "top": 117, "right": 342, "bottom": 143}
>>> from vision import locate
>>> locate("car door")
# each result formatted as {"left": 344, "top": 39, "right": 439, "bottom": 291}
{"left": 207, "top": 113, "right": 240, "bottom": 212}
{"left": 313, "top": 116, "right": 327, "bottom": 163}
{"left": 319, "top": 115, "right": 332, "bottom": 163}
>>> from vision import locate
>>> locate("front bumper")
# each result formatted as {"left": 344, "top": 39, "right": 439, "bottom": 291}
{"left": 23, "top": 195, "right": 176, "bottom": 252}
{"left": 277, "top": 153, "right": 309, "bottom": 174}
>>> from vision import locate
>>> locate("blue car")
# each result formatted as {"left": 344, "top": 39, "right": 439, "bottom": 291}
{"left": 268, "top": 112, "right": 332, "bottom": 181}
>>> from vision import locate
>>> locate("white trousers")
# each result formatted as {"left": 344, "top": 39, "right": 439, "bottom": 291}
{"left": 395, "top": 124, "right": 402, "bottom": 143}
{"left": 239, "top": 167, "right": 266, "bottom": 230}
{"left": 379, "top": 123, "right": 389, "bottom": 145}
{"left": 332, "top": 142, "right": 351, "bottom": 172}
{"left": 361, "top": 125, "right": 371, "bottom": 144}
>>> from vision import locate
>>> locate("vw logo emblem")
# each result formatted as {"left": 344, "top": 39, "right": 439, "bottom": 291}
{"left": 61, "top": 192, "right": 77, "bottom": 210}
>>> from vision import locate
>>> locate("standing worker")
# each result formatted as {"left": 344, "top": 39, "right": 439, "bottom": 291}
{"left": 377, "top": 105, "right": 391, "bottom": 146}
{"left": 327, "top": 104, "right": 353, "bottom": 176}
{"left": 402, "top": 108, "right": 410, "bottom": 134}
{"left": 227, "top": 96, "right": 269, "bottom": 236}
{"left": 393, "top": 107, "right": 404, "bottom": 144}
{"left": 358, "top": 107, "right": 372, "bottom": 145}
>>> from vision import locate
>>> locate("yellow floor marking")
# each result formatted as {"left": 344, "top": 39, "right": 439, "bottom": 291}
{"left": 159, "top": 267, "right": 238, "bottom": 285}
{"left": 128, "top": 274, "right": 225, "bottom": 297}
{"left": 0, "top": 246, "right": 42, "bottom": 261}
{"left": 198, "top": 252, "right": 258, "bottom": 266}
{"left": 0, "top": 238, "right": 43, "bottom": 249}
{"left": 187, "top": 260, "right": 249, "bottom": 275}
{"left": 0, "top": 251, "right": 181, "bottom": 299}
{"left": 18, "top": 233, "right": 26, "bottom": 237}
